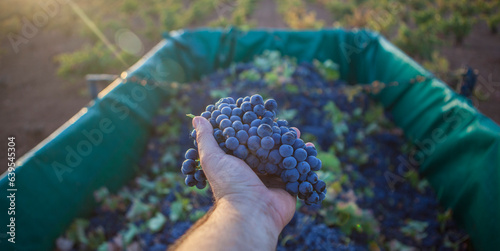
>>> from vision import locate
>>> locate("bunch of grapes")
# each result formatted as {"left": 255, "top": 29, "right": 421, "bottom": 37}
{"left": 181, "top": 94, "right": 326, "bottom": 205}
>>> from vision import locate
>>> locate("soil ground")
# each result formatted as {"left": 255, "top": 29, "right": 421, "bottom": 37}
{"left": 0, "top": 0, "right": 499, "bottom": 173}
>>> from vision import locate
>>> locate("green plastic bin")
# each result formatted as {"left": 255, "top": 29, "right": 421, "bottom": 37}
{"left": 1, "top": 28, "right": 498, "bottom": 251}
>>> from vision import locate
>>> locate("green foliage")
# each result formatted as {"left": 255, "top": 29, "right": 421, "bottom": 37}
{"left": 400, "top": 220, "right": 429, "bottom": 242}
{"left": 422, "top": 52, "right": 450, "bottom": 80}
{"left": 321, "top": 201, "right": 379, "bottom": 236}
{"left": 55, "top": 42, "right": 138, "bottom": 80}
{"left": 313, "top": 59, "right": 340, "bottom": 81}
{"left": 441, "top": 13, "right": 474, "bottom": 45}
{"left": 393, "top": 23, "right": 441, "bottom": 60}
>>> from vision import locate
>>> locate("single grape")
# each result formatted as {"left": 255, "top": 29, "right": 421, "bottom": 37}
{"left": 299, "top": 181, "right": 313, "bottom": 195}
{"left": 271, "top": 133, "right": 281, "bottom": 146}
{"left": 311, "top": 159, "right": 322, "bottom": 171}
{"left": 264, "top": 163, "right": 278, "bottom": 174}
{"left": 190, "top": 129, "right": 196, "bottom": 139}
{"left": 241, "top": 101, "right": 252, "bottom": 112}
{"left": 243, "top": 111, "right": 258, "bottom": 124}
{"left": 219, "top": 118, "right": 232, "bottom": 130}
{"left": 206, "top": 104, "right": 215, "bottom": 112}
{"left": 245, "top": 154, "right": 260, "bottom": 169}
{"left": 268, "top": 149, "right": 282, "bottom": 165}
{"left": 261, "top": 117, "right": 274, "bottom": 126}
{"left": 297, "top": 162, "right": 311, "bottom": 175}
{"left": 285, "top": 181, "right": 299, "bottom": 195}
{"left": 307, "top": 172, "right": 319, "bottom": 184}
{"left": 251, "top": 119, "right": 261, "bottom": 127}
{"left": 196, "top": 180, "right": 207, "bottom": 189}
{"left": 282, "top": 157, "right": 298, "bottom": 169}
{"left": 185, "top": 175, "right": 197, "bottom": 187}
{"left": 248, "top": 126, "right": 258, "bottom": 136}
{"left": 221, "top": 106, "right": 232, "bottom": 116}
{"left": 250, "top": 94, "right": 264, "bottom": 106}
{"left": 261, "top": 136, "right": 275, "bottom": 150}
{"left": 194, "top": 170, "right": 206, "bottom": 181}
{"left": 277, "top": 120, "right": 288, "bottom": 127}
{"left": 181, "top": 159, "right": 196, "bottom": 175}
{"left": 231, "top": 108, "right": 243, "bottom": 117}
{"left": 234, "top": 145, "right": 249, "bottom": 159}
{"left": 201, "top": 111, "right": 211, "bottom": 119}
{"left": 223, "top": 127, "right": 236, "bottom": 138}
{"left": 264, "top": 99, "right": 278, "bottom": 111}
{"left": 236, "top": 130, "right": 249, "bottom": 144}
{"left": 253, "top": 104, "right": 265, "bottom": 117}
{"left": 257, "top": 124, "right": 273, "bottom": 138}
{"left": 185, "top": 148, "right": 198, "bottom": 160}
{"left": 293, "top": 148, "right": 307, "bottom": 162}
{"left": 279, "top": 145, "right": 294, "bottom": 158}
{"left": 247, "top": 136, "right": 261, "bottom": 151}
{"left": 225, "top": 137, "right": 239, "bottom": 151}
{"left": 293, "top": 139, "right": 305, "bottom": 150}
{"left": 281, "top": 132, "right": 297, "bottom": 145}
{"left": 230, "top": 116, "right": 241, "bottom": 122}
{"left": 314, "top": 180, "right": 326, "bottom": 193}
{"left": 232, "top": 121, "right": 243, "bottom": 131}
{"left": 305, "top": 145, "right": 317, "bottom": 157}
{"left": 283, "top": 169, "right": 300, "bottom": 182}
{"left": 256, "top": 148, "right": 270, "bottom": 161}
{"left": 306, "top": 191, "right": 319, "bottom": 205}
{"left": 306, "top": 156, "right": 319, "bottom": 169}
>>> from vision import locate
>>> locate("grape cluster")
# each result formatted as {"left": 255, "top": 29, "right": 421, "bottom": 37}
{"left": 181, "top": 94, "right": 326, "bottom": 205}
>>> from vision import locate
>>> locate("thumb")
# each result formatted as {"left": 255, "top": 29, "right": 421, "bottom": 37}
{"left": 192, "top": 116, "right": 226, "bottom": 180}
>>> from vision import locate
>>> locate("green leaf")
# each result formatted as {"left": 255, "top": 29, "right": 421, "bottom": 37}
{"left": 148, "top": 212, "right": 167, "bottom": 233}
{"left": 186, "top": 114, "right": 195, "bottom": 119}
{"left": 122, "top": 223, "right": 139, "bottom": 245}
{"left": 170, "top": 201, "right": 184, "bottom": 222}
{"left": 126, "top": 199, "right": 153, "bottom": 221}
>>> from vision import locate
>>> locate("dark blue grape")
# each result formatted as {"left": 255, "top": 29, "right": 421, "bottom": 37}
{"left": 271, "top": 133, "right": 281, "bottom": 146}
{"left": 293, "top": 148, "right": 307, "bottom": 162}
{"left": 209, "top": 118, "right": 217, "bottom": 128}
{"left": 190, "top": 129, "right": 196, "bottom": 139}
{"left": 305, "top": 145, "right": 317, "bottom": 157}
{"left": 248, "top": 126, "right": 258, "bottom": 136}
{"left": 314, "top": 180, "right": 326, "bottom": 193}
{"left": 257, "top": 124, "right": 273, "bottom": 138}
{"left": 307, "top": 172, "right": 318, "bottom": 184}
{"left": 181, "top": 159, "right": 196, "bottom": 175}
{"left": 214, "top": 129, "right": 225, "bottom": 143}
{"left": 223, "top": 127, "right": 236, "bottom": 138}
{"left": 250, "top": 119, "right": 261, "bottom": 127}
{"left": 268, "top": 149, "right": 282, "bottom": 165}
{"left": 236, "top": 130, "right": 249, "bottom": 144}
{"left": 261, "top": 117, "right": 274, "bottom": 126}
{"left": 206, "top": 104, "right": 215, "bottom": 112}
{"left": 225, "top": 137, "right": 239, "bottom": 151}
{"left": 306, "top": 156, "right": 319, "bottom": 169}
{"left": 279, "top": 126, "right": 289, "bottom": 135}
{"left": 227, "top": 97, "right": 235, "bottom": 104}
{"left": 247, "top": 136, "right": 261, "bottom": 151}
{"left": 277, "top": 120, "right": 288, "bottom": 127}
{"left": 201, "top": 111, "right": 211, "bottom": 119}
{"left": 293, "top": 139, "right": 305, "bottom": 149}
{"left": 219, "top": 119, "right": 232, "bottom": 130}
{"left": 311, "top": 159, "right": 322, "bottom": 171}
{"left": 243, "top": 96, "right": 250, "bottom": 102}
{"left": 299, "top": 172, "right": 308, "bottom": 182}
{"left": 242, "top": 124, "right": 250, "bottom": 132}
{"left": 297, "top": 162, "right": 310, "bottom": 175}
{"left": 231, "top": 108, "right": 243, "bottom": 117}
{"left": 194, "top": 170, "right": 206, "bottom": 181}
{"left": 243, "top": 111, "right": 258, "bottom": 124}
{"left": 196, "top": 180, "right": 207, "bottom": 189}
{"left": 219, "top": 142, "right": 230, "bottom": 154}
{"left": 185, "top": 175, "right": 197, "bottom": 187}
{"left": 221, "top": 106, "right": 232, "bottom": 116}
{"left": 285, "top": 182, "right": 299, "bottom": 195}
{"left": 256, "top": 148, "right": 270, "bottom": 160}
{"left": 279, "top": 145, "right": 294, "bottom": 157}
{"left": 283, "top": 169, "right": 300, "bottom": 182}
{"left": 185, "top": 148, "right": 198, "bottom": 160}
{"left": 261, "top": 136, "right": 275, "bottom": 150}
{"left": 253, "top": 104, "right": 265, "bottom": 117}
{"left": 306, "top": 191, "right": 319, "bottom": 204}
{"left": 250, "top": 94, "right": 264, "bottom": 106}
{"left": 241, "top": 101, "right": 252, "bottom": 112}
{"left": 232, "top": 121, "right": 243, "bottom": 131}
{"left": 211, "top": 110, "right": 221, "bottom": 119}
{"left": 281, "top": 132, "right": 296, "bottom": 145}
{"left": 264, "top": 99, "right": 278, "bottom": 111}
{"left": 282, "top": 157, "right": 297, "bottom": 169}
{"left": 236, "top": 98, "right": 243, "bottom": 107}
{"left": 263, "top": 111, "right": 274, "bottom": 118}
{"left": 230, "top": 115, "right": 241, "bottom": 122}
{"left": 299, "top": 181, "right": 313, "bottom": 195}
{"left": 234, "top": 145, "right": 249, "bottom": 159}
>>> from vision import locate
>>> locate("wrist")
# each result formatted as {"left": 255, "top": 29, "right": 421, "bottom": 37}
{"left": 215, "top": 196, "right": 283, "bottom": 241}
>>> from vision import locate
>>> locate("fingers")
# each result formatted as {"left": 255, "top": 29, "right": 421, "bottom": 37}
{"left": 192, "top": 116, "right": 225, "bottom": 178}
{"left": 290, "top": 127, "right": 300, "bottom": 138}
{"left": 305, "top": 142, "right": 315, "bottom": 147}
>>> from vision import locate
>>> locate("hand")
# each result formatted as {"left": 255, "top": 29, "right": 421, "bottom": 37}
{"left": 192, "top": 116, "right": 297, "bottom": 233}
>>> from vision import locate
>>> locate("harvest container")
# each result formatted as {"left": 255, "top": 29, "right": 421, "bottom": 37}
{"left": 1, "top": 29, "right": 499, "bottom": 250}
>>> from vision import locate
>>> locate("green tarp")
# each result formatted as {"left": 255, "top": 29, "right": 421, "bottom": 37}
{"left": 1, "top": 28, "right": 498, "bottom": 250}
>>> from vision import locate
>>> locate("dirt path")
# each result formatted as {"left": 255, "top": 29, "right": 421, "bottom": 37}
{"left": 0, "top": 0, "right": 499, "bottom": 173}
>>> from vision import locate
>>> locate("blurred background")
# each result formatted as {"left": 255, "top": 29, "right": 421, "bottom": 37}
{"left": 0, "top": 0, "right": 499, "bottom": 173}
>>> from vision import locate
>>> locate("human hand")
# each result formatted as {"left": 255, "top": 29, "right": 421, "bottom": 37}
{"left": 192, "top": 116, "right": 313, "bottom": 235}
